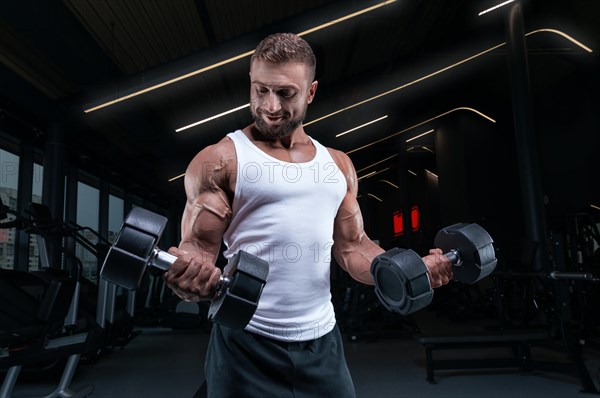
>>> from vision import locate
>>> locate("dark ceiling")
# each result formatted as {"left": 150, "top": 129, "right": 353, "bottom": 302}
{"left": 0, "top": 0, "right": 598, "bottom": 213}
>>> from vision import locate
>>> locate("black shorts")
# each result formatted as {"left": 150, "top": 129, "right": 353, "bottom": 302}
{"left": 204, "top": 323, "right": 356, "bottom": 398}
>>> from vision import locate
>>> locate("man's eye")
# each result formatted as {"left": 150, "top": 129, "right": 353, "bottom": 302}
{"left": 279, "top": 90, "right": 295, "bottom": 98}
{"left": 257, "top": 88, "right": 269, "bottom": 94}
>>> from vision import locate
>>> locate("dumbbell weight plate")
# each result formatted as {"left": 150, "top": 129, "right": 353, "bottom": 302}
{"left": 371, "top": 248, "right": 433, "bottom": 315}
{"left": 434, "top": 223, "right": 497, "bottom": 284}
{"left": 100, "top": 207, "right": 168, "bottom": 290}
{"left": 208, "top": 251, "right": 269, "bottom": 329}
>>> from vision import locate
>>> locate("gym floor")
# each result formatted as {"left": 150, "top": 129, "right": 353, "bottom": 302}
{"left": 7, "top": 311, "right": 600, "bottom": 398}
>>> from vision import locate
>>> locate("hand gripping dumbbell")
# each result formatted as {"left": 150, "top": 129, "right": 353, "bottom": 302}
{"left": 371, "top": 223, "right": 497, "bottom": 315}
{"left": 99, "top": 207, "right": 269, "bottom": 329}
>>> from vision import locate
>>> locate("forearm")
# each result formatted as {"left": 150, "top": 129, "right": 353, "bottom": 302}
{"left": 165, "top": 241, "right": 222, "bottom": 302}
{"left": 177, "top": 239, "right": 220, "bottom": 265}
{"left": 333, "top": 236, "right": 384, "bottom": 285}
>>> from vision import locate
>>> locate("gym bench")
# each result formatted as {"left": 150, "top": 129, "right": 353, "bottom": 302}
{"left": 416, "top": 329, "right": 549, "bottom": 383}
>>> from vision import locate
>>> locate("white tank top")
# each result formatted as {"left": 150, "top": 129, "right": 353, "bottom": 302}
{"left": 223, "top": 130, "right": 347, "bottom": 342}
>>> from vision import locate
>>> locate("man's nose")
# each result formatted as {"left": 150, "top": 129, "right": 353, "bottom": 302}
{"left": 265, "top": 91, "right": 281, "bottom": 113}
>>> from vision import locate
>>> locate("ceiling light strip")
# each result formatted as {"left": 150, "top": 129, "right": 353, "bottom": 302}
{"left": 525, "top": 29, "right": 593, "bottom": 53}
{"left": 85, "top": 51, "right": 255, "bottom": 114}
{"left": 84, "top": 0, "right": 397, "bottom": 114}
{"left": 357, "top": 171, "right": 376, "bottom": 180}
{"left": 176, "top": 103, "right": 250, "bottom": 132}
{"left": 367, "top": 193, "right": 383, "bottom": 202}
{"left": 168, "top": 173, "right": 186, "bottom": 182}
{"left": 355, "top": 154, "right": 398, "bottom": 174}
{"left": 346, "top": 107, "right": 495, "bottom": 155}
{"left": 405, "top": 128, "right": 435, "bottom": 142}
{"left": 425, "top": 169, "right": 438, "bottom": 178}
{"left": 478, "top": 0, "right": 515, "bottom": 17}
{"left": 380, "top": 179, "right": 399, "bottom": 188}
{"left": 297, "top": 0, "right": 397, "bottom": 37}
{"left": 336, "top": 115, "right": 388, "bottom": 137}
{"left": 358, "top": 167, "right": 389, "bottom": 181}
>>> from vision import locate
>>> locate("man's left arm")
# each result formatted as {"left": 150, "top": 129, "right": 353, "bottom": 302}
{"left": 329, "top": 149, "right": 452, "bottom": 287}
{"left": 329, "top": 149, "right": 383, "bottom": 285}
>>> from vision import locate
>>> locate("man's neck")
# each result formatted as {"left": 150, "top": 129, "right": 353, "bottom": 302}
{"left": 245, "top": 124, "right": 310, "bottom": 150}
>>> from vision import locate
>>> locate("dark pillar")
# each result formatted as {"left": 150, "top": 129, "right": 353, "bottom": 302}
{"left": 505, "top": 2, "right": 549, "bottom": 271}
{"left": 64, "top": 165, "right": 78, "bottom": 258}
{"left": 435, "top": 122, "right": 469, "bottom": 226}
{"left": 397, "top": 142, "right": 412, "bottom": 249}
{"left": 99, "top": 180, "right": 109, "bottom": 240}
{"left": 15, "top": 142, "right": 33, "bottom": 271}
{"left": 42, "top": 122, "right": 67, "bottom": 267}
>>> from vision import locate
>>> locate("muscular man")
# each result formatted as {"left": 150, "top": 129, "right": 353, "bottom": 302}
{"left": 165, "top": 33, "right": 452, "bottom": 398}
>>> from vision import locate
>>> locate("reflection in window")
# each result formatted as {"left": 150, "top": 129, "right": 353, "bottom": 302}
{"left": 0, "top": 149, "right": 19, "bottom": 269}
{"left": 76, "top": 182, "right": 100, "bottom": 282}
{"left": 108, "top": 194, "right": 124, "bottom": 244}
{"left": 28, "top": 163, "right": 43, "bottom": 271}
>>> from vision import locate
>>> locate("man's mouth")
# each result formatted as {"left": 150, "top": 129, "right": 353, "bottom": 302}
{"left": 264, "top": 114, "right": 284, "bottom": 122}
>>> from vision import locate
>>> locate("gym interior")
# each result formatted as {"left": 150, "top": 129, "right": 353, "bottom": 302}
{"left": 1, "top": 1, "right": 599, "bottom": 397}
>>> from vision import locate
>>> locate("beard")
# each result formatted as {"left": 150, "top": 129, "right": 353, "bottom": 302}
{"left": 251, "top": 108, "right": 306, "bottom": 139}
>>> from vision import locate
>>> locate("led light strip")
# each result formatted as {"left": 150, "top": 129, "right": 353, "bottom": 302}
{"left": 478, "top": 0, "right": 515, "bottom": 17}
{"left": 346, "top": 107, "right": 495, "bottom": 155}
{"left": 175, "top": 103, "right": 250, "bottom": 132}
{"left": 296, "top": 0, "right": 397, "bottom": 37}
{"left": 591, "top": 204, "right": 600, "bottom": 211}
{"left": 380, "top": 179, "right": 399, "bottom": 188}
{"left": 356, "top": 154, "right": 398, "bottom": 174}
{"left": 525, "top": 29, "right": 593, "bottom": 53}
{"left": 84, "top": 50, "right": 255, "bottom": 113}
{"left": 358, "top": 167, "right": 389, "bottom": 181}
{"left": 425, "top": 169, "right": 438, "bottom": 179}
{"left": 367, "top": 193, "right": 383, "bottom": 202}
{"left": 84, "top": 0, "right": 397, "bottom": 114}
{"left": 168, "top": 173, "right": 186, "bottom": 182}
{"left": 405, "top": 129, "right": 435, "bottom": 143}
{"left": 407, "top": 146, "right": 434, "bottom": 153}
{"left": 336, "top": 115, "right": 388, "bottom": 137}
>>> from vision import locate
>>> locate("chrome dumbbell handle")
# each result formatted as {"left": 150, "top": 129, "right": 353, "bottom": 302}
{"left": 149, "top": 248, "right": 177, "bottom": 271}
{"left": 444, "top": 249, "right": 463, "bottom": 266}
{"left": 149, "top": 248, "right": 234, "bottom": 293}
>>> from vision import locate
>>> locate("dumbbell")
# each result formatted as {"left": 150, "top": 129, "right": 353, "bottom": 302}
{"left": 371, "top": 223, "right": 497, "bottom": 315}
{"left": 99, "top": 207, "right": 269, "bottom": 329}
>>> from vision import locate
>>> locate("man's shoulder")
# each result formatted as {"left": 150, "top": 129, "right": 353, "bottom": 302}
{"left": 185, "top": 135, "right": 237, "bottom": 179}
{"left": 325, "top": 147, "right": 352, "bottom": 169}
{"left": 193, "top": 135, "right": 235, "bottom": 162}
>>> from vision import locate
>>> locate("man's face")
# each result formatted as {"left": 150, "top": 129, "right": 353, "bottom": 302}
{"left": 249, "top": 60, "right": 317, "bottom": 138}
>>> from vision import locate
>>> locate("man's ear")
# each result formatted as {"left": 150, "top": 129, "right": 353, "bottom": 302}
{"left": 307, "top": 80, "right": 318, "bottom": 104}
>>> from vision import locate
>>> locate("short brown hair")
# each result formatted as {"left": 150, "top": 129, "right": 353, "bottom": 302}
{"left": 251, "top": 33, "right": 316, "bottom": 81}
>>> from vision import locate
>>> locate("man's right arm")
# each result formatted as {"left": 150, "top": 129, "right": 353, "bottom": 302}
{"left": 164, "top": 138, "right": 236, "bottom": 301}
